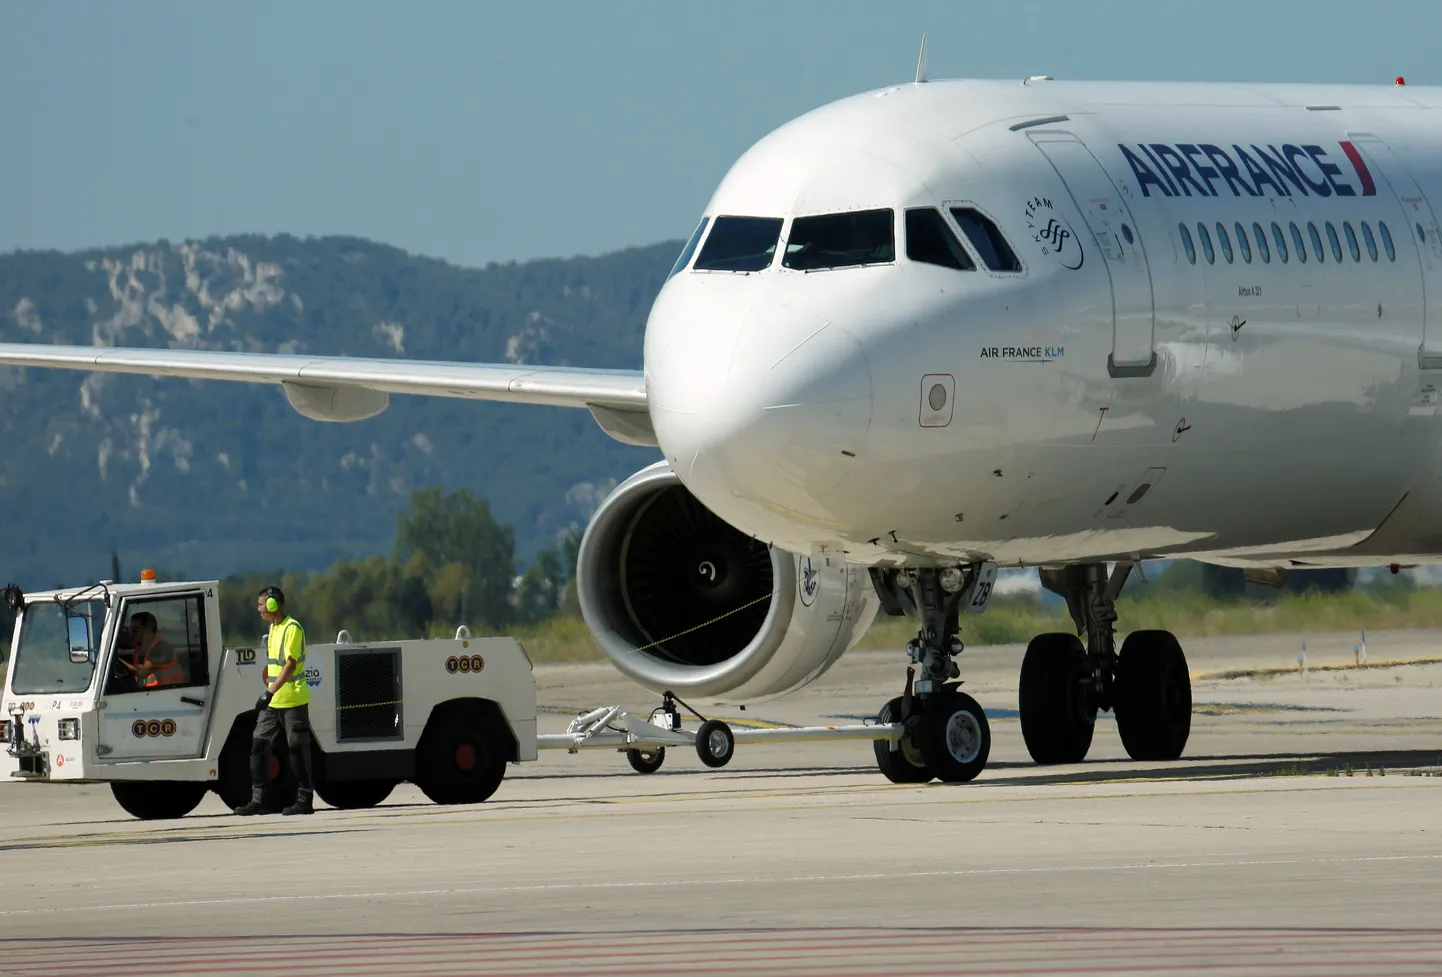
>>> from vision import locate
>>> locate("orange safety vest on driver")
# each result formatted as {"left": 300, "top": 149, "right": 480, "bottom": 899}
{"left": 138, "top": 634, "right": 185, "bottom": 688}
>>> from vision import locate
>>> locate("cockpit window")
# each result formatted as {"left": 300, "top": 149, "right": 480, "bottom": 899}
{"left": 669, "top": 217, "right": 710, "bottom": 279}
{"left": 950, "top": 208, "right": 1022, "bottom": 272}
{"left": 905, "top": 208, "right": 975, "bottom": 270}
{"left": 693, "top": 216, "right": 784, "bottom": 272}
{"left": 783, "top": 209, "right": 895, "bottom": 271}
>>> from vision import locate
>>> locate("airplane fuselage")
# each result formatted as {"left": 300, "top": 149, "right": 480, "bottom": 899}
{"left": 645, "top": 78, "right": 1442, "bottom": 571}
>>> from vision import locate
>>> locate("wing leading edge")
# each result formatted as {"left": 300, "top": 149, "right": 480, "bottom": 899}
{"left": 0, "top": 343, "right": 655, "bottom": 445}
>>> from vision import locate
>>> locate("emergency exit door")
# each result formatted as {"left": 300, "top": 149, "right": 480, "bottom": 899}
{"left": 1348, "top": 133, "right": 1442, "bottom": 367}
{"left": 1030, "top": 133, "right": 1156, "bottom": 376}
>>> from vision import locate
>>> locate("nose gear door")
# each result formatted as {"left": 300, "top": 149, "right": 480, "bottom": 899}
{"left": 1030, "top": 132, "right": 1157, "bottom": 377}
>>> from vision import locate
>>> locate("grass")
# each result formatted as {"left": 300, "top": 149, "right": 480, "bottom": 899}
{"left": 864, "top": 586, "right": 1442, "bottom": 652}
{"left": 476, "top": 585, "right": 1442, "bottom": 663}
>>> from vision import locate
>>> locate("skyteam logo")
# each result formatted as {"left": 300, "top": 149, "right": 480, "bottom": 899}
{"left": 798, "top": 557, "right": 819, "bottom": 607}
{"left": 1024, "top": 196, "right": 1084, "bottom": 269}
{"left": 1117, "top": 141, "right": 1376, "bottom": 199}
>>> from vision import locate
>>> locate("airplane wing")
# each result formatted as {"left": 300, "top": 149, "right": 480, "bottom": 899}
{"left": 0, "top": 342, "right": 655, "bottom": 445}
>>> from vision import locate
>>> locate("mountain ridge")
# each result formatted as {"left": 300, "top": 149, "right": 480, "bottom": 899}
{"left": 0, "top": 233, "right": 680, "bottom": 587}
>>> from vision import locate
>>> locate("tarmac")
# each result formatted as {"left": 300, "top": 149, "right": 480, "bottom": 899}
{"left": 3, "top": 628, "right": 1442, "bottom": 975}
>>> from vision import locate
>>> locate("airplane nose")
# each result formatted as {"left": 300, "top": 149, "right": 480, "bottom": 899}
{"left": 649, "top": 302, "right": 872, "bottom": 523}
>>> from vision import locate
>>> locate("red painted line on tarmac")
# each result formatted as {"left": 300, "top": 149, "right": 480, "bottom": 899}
{"left": 55, "top": 938, "right": 1442, "bottom": 977}
{"left": 13, "top": 928, "right": 1442, "bottom": 972}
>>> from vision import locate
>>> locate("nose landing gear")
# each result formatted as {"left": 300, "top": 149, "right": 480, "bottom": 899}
{"left": 870, "top": 565, "right": 995, "bottom": 784}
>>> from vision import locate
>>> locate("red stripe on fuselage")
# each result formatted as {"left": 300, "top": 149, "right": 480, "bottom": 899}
{"left": 1340, "top": 141, "right": 1377, "bottom": 196}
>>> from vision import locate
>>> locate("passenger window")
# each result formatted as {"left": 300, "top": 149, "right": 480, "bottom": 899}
{"left": 1343, "top": 222, "right": 1361, "bottom": 262}
{"left": 1380, "top": 221, "right": 1397, "bottom": 261}
{"left": 1307, "top": 222, "right": 1325, "bottom": 262}
{"left": 1289, "top": 223, "right": 1307, "bottom": 263}
{"left": 1271, "top": 222, "right": 1288, "bottom": 263}
{"left": 1234, "top": 221, "right": 1252, "bottom": 263}
{"left": 950, "top": 208, "right": 1022, "bottom": 272}
{"left": 1362, "top": 221, "right": 1379, "bottom": 261}
{"left": 669, "top": 217, "right": 710, "bottom": 278}
{"left": 1419, "top": 223, "right": 1428, "bottom": 245}
{"left": 905, "top": 208, "right": 975, "bottom": 271}
{"left": 1197, "top": 222, "right": 1215, "bottom": 264}
{"left": 693, "top": 216, "right": 784, "bottom": 272}
{"left": 1325, "top": 222, "right": 1343, "bottom": 263}
{"left": 1253, "top": 222, "right": 1270, "bottom": 263}
{"left": 104, "top": 594, "right": 209, "bottom": 695}
{"left": 1179, "top": 222, "right": 1196, "bottom": 264}
{"left": 1214, "top": 223, "right": 1233, "bottom": 263}
{"left": 784, "top": 209, "right": 895, "bottom": 271}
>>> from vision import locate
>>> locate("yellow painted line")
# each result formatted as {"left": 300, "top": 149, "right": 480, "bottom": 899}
{"left": 1192, "top": 655, "right": 1442, "bottom": 681}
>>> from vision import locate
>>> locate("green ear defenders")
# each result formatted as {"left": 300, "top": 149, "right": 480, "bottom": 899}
{"left": 263, "top": 586, "right": 282, "bottom": 614}
{"left": 266, "top": 596, "right": 279, "bottom": 613}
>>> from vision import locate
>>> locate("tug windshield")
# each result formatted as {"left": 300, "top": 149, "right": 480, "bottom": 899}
{"left": 11, "top": 600, "right": 106, "bottom": 694}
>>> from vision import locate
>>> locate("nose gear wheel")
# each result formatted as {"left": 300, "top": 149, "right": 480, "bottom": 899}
{"left": 918, "top": 686, "right": 990, "bottom": 783}
{"left": 873, "top": 696, "right": 932, "bottom": 784}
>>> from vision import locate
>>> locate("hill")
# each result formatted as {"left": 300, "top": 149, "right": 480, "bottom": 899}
{"left": 0, "top": 235, "right": 679, "bottom": 587}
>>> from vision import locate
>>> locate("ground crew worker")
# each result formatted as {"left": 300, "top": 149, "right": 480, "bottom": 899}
{"left": 118, "top": 612, "right": 186, "bottom": 688}
{"left": 232, "top": 586, "right": 315, "bottom": 816}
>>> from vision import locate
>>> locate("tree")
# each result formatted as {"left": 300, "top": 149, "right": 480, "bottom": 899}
{"left": 557, "top": 526, "right": 585, "bottom": 618}
{"left": 515, "top": 548, "right": 565, "bottom": 623}
{"left": 396, "top": 487, "right": 515, "bottom": 627}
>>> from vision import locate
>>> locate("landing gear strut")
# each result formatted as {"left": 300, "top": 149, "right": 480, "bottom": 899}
{"left": 870, "top": 565, "right": 994, "bottom": 784}
{"left": 1024, "top": 563, "right": 1191, "bottom": 764}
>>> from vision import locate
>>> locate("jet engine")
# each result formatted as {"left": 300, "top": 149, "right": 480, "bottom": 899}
{"left": 576, "top": 461, "right": 880, "bottom": 702}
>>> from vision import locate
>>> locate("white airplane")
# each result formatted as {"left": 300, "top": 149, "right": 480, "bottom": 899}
{"left": 6, "top": 70, "right": 1442, "bottom": 785}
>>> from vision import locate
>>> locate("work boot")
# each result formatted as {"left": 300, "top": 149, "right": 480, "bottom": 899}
{"left": 282, "top": 788, "right": 313, "bottom": 816}
{"left": 232, "top": 787, "right": 266, "bottom": 816}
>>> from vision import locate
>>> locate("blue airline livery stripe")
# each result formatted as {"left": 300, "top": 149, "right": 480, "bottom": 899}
{"left": 1117, "top": 141, "right": 1376, "bottom": 199}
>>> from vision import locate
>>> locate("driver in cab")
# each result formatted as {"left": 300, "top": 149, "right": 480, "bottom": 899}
{"left": 117, "top": 611, "right": 186, "bottom": 689}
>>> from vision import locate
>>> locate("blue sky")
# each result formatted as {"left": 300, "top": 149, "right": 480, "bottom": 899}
{"left": 3, "top": 1, "right": 1437, "bottom": 267}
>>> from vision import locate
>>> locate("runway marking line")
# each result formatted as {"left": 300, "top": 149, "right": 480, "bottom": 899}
{"left": 4, "top": 850, "right": 1442, "bottom": 918}
{"left": 8, "top": 777, "right": 1442, "bottom": 851}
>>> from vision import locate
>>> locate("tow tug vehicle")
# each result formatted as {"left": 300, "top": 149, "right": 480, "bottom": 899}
{"left": 3, "top": 574, "right": 904, "bottom": 819}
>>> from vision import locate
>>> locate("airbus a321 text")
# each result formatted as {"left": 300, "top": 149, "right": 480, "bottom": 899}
{"left": 7, "top": 71, "right": 1442, "bottom": 784}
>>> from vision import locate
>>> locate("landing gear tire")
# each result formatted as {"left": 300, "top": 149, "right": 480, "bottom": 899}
{"left": 314, "top": 779, "right": 396, "bottom": 810}
{"left": 694, "top": 719, "right": 735, "bottom": 769}
{"left": 873, "top": 696, "right": 933, "bottom": 784}
{"left": 416, "top": 709, "right": 507, "bottom": 805}
{"left": 1114, "top": 629, "right": 1192, "bottom": 761}
{"left": 111, "top": 781, "right": 208, "bottom": 820}
{"left": 918, "top": 687, "right": 991, "bottom": 783}
{"left": 626, "top": 747, "right": 666, "bottom": 774}
{"left": 1019, "top": 632, "right": 1096, "bottom": 764}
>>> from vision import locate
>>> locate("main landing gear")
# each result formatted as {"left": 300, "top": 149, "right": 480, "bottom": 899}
{"left": 1024, "top": 563, "right": 1191, "bottom": 765}
{"left": 868, "top": 562, "right": 1192, "bottom": 785}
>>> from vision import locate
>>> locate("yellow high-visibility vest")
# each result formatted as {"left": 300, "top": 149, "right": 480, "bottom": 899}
{"left": 265, "top": 616, "right": 309, "bottom": 709}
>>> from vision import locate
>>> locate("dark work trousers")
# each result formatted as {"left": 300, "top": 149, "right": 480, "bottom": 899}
{"left": 249, "top": 704, "right": 314, "bottom": 792}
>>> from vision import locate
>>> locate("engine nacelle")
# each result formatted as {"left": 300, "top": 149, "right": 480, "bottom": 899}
{"left": 577, "top": 461, "right": 880, "bottom": 702}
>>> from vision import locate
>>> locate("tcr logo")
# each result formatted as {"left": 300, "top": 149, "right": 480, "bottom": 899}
{"left": 131, "top": 719, "right": 177, "bottom": 738}
{"left": 445, "top": 655, "right": 485, "bottom": 674}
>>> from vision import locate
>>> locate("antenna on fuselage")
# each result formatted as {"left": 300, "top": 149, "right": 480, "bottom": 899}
{"left": 914, "top": 33, "right": 928, "bottom": 84}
